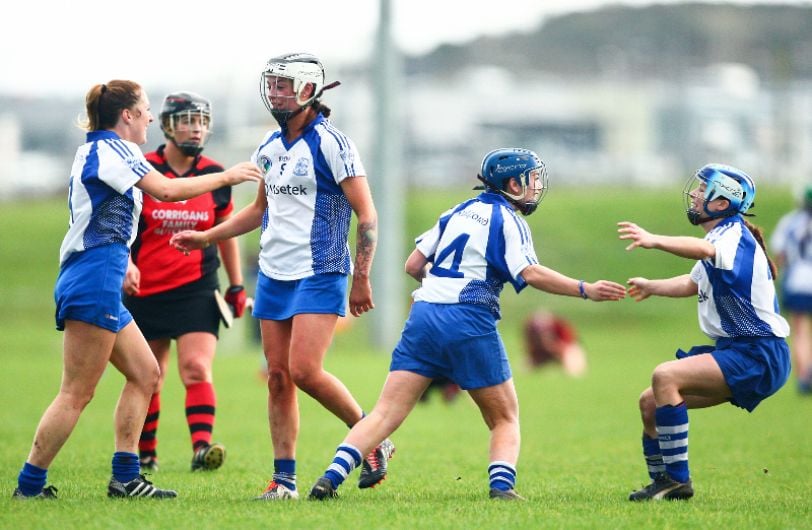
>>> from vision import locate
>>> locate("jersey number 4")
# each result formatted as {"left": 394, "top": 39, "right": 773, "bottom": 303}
{"left": 430, "top": 233, "right": 470, "bottom": 278}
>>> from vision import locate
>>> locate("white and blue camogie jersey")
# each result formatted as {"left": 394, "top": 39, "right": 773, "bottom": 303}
{"left": 770, "top": 208, "right": 812, "bottom": 298}
{"left": 412, "top": 192, "right": 538, "bottom": 318}
{"left": 251, "top": 114, "right": 365, "bottom": 280}
{"left": 690, "top": 216, "right": 789, "bottom": 340}
{"left": 59, "top": 130, "right": 150, "bottom": 265}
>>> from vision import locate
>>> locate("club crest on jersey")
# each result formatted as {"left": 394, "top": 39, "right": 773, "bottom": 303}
{"left": 258, "top": 155, "right": 273, "bottom": 174}
{"left": 293, "top": 157, "right": 310, "bottom": 177}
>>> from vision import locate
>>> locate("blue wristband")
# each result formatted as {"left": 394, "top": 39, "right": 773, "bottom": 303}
{"left": 578, "top": 280, "right": 589, "bottom": 300}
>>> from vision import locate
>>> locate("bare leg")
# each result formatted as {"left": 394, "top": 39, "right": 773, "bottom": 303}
{"left": 468, "top": 379, "right": 521, "bottom": 465}
{"left": 288, "top": 313, "right": 364, "bottom": 426}
{"left": 176, "top": 332, "right": 217, "bottom": 386}
{"left": 109, "top": 321, "right": 161, "bottom": 453}
{"left": 261, "top": 319, "right": 297, "bottom": 459}
{"left": 790, "top": 312, "right": 812, "bottom": 384}
{"left": 343, "top": 371, "right": 431, "bottom": 456}
{"left": 26, "top": 320, "right": 116, "bottom": 468}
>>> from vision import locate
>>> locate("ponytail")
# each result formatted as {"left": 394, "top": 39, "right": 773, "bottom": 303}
{"left": 743, "top": 219, "right": 777, "bottom": 278}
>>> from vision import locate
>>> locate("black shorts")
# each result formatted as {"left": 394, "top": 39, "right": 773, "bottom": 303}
{"left": 124, "top": 272, "right": 221, "bottom": 341}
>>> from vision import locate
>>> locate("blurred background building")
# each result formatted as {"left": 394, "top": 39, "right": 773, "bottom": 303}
{"left": 2, "top": 3, "right": 811, "bottom": 200}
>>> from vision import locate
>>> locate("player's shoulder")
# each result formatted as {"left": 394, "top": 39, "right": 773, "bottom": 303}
{"left": 195, "top": 155, "right": 224, "bottom": 173}
{"left": 315, "top": 119, "right": 353, "bottom": 148}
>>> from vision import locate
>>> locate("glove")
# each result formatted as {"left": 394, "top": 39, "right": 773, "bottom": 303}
{"left": 225, "top": 285, "right": 247, "bottom": 318}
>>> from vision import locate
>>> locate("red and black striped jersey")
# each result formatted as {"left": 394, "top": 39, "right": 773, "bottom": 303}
{"left": 130, "top": 145, "right": 233, "bottom": 296}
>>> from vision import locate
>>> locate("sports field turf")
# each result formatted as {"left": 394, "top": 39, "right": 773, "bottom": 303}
{"left": 2, "top": 187, "right": 810, "bottom": 529}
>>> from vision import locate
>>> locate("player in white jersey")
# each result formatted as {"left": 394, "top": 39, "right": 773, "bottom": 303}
{"left": 619, "top": 164, "right": 790, "bottom": 502}
{"left": 770, "top": 185, "right": 812, "bottom": 393}
{"left": 308, "top": 148, "right": 626, "bottom": 502}
{"left": 12, "top": 80, "right": 260, "bottom": 500}
{"left": 171, "top": 53, "right": 391, "bottom": 499}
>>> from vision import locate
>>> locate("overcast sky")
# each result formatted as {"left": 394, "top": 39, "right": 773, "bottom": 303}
{"left": 2, "top": 0, "right": 809, "bottom": 97}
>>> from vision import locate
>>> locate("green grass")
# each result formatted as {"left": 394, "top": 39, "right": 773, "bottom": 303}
{"left": 2, "top": 187, "right": 811, "bottom": 529}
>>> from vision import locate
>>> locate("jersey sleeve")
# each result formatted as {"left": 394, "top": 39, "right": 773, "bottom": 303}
{"left": 320, "top": 130, "right": 366, "bottom": 184}
{"left": 711, "top": 222, "right": 743, "bottom": 271}
{"left": 503, "top": 211, "right": 539, "bottom": 282}
{"left": 97, "top": 139, "right": 152, "bottom": 194}
{"left": 415, "top": 221, "right": 441, "bottom": 261}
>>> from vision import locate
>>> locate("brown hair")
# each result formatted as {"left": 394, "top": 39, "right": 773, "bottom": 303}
{"left": 311, "top": 99, "right": 332, "bottom": 118}
{"left": 743, "top": 219, "right": 777, "bottom": 278}
{"left": 80, "top": 80, "right": 142, "bottom": 131}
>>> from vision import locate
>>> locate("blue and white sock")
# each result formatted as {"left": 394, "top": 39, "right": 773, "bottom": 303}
{"left": 273, "top": 459, "right": 296, "bottom": 491}
{"left": 325, "top": 443, "right": 363, "bottom": 489}
{"left": 112, "top": 451, "right": 140, "bottom": 483}
{"left": 655, "top": 402, "right": 690, "bottom": 483}
{"left": 488, "top": 461, "right": 516, "bottom": 492}
{"left": 642, "top": 433, "right": 665, "bottom": 479}
{"left": 17, "top": 462, "right": 47, "bottom": 496}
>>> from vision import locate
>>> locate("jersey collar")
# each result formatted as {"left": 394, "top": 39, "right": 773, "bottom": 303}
{"left": 86, "top": 130, "right": 121, "bottom": 142}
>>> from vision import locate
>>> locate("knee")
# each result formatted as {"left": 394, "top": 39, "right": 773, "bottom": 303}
{"left": 288, "top": 362, "right": 319, "bottom": 393}
{"left": 266, "top": 365, "right": 293, "bottom": 394}
{"left": 651, "top": 363, "right": 675, "bottom": 392}
{"left": 179, "top": 359, "right": 210, "bottom": 386}
{"left": 638, "top": 389, "right": 656, "bottom": 422}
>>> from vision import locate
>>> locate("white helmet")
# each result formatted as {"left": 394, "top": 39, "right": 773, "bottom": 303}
{"left": 260, "top": 53, "right": 326, "bottom": 126}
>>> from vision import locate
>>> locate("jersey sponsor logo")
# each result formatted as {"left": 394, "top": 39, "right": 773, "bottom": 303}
{"left": 151, "top": 209, "right": 210, "bottom": 235}
{"left": 458, "top": 210, "right": 489, "bottom": 226}
{"left": 293, "top": 157, "right": 310, "bottom": 177}
{"left": 698, "top": 289, "right": 709, "bottom": 303}
{"left": 268, "top": 183, "right": 308, "bottom": 196}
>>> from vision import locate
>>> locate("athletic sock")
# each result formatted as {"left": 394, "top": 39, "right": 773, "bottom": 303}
{"left": 17, "top": 462, "right": 47, "bottom": 496}
{"left": 488, "top": 461, "right": 517, "bottom": 492}
{"left": 112, "top": 451, "right": 140, "bottom": 483}
{"left": 655, "top": 402, "right": 690, "bottom": 483}
{"left": 642, "top": 432, "right": 665, "bottom": 479}
{"left": 186, "top": 381, "right": 216, "bottom": 450}
{"left": 273, "top": 459, "right": 296, "bottom": 491}
{"left": 325, "top": 443, "right": 363, "bottom": 489}
{"left": 139, "top": 393, "right": 161, "bottom": 460}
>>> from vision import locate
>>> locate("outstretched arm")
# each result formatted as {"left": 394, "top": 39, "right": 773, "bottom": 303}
{"left": 627, "top": 274, "right": 697, "bottom": 301}
{"left": 520, "top": 264, "right": 626, "bottom": 301}
{"left": 137, "top": 162, "right": 261, "bottom": 202}
{"left": 618, "top": 221, "right": 715, "bottom": 260}
{"left": 171, "top": 180, "right": 266, "bottom": 251}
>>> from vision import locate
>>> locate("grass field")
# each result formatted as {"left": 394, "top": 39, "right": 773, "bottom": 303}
{"left": 2, "top": 187, "right": 811, "bottom": 529}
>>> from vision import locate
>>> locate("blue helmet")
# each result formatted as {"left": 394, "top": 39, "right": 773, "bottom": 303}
{"left": 478, "top": 148, "right": 548, "bottom": 216}
{"left": 683, "top": 163, "right": 756, "bottom": 225}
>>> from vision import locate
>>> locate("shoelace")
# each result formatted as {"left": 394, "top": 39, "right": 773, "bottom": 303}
{"left": 366, "top": 449, "right": 381, "bottom": 469}
{"left": 263, "top": 481, "right": 280, "bottom": 493}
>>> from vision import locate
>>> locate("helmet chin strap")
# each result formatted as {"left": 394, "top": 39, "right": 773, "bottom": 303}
{"left": 171, "top": 139, "right": 203, "bottom": 157}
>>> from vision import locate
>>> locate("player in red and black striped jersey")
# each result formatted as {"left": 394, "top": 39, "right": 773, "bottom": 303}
{"left": 123, "top": 92, "right": 247, "bottom": 472}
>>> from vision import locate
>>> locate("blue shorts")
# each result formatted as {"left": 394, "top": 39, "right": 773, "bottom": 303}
{"left": 676, "top": 336, "right": 790, "bottom": 412}
{"left": 781, "top": 290, "right": 812, "bottom": 313}
{"left": 390, "top": 302, "right": 511, "bottom": 390}
{"left": 252, "top": 271, "right": 347, "bottom": 320}
{"left": 54, "top": 244, "right": 133, "bottom": 333}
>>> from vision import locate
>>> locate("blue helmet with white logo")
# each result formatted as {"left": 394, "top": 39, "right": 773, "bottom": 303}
{"left": 477, "top": 148, "right": 548, "bottom": 216}
{"left": 683, "top": 163, "right": 756, "bottom": 225}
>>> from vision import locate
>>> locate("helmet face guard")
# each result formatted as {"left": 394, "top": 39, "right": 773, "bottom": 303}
{"left": 683, "top": 164, "right": 755, "bottom": 225}
{"left": 160, "top": 92, "right": 212, "bottom": 157}
{"left": 478, "top": 148, "right": 548, "bottom": 216}
{"left": 260, "top": 53, "right": 325, "bottom": 128}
